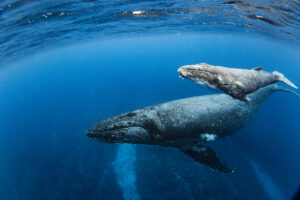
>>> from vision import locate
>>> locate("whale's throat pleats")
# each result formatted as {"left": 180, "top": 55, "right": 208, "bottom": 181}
{"left": 178, "top": 144, "right": 234, "bottom": 174}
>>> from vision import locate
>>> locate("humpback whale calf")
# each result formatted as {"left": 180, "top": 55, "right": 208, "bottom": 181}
{"left": 87, "top": 84, "right": 299, "bottom": 173}
{"left": 178, "top": 63, "right": 298, "bottom": 101}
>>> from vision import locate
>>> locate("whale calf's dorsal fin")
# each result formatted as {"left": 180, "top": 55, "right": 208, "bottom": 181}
{"left": 252, "top": 67, "right": 263, "bottom": 71}
{"left": 178, "top": 144, "right": 234, "bottom": 173}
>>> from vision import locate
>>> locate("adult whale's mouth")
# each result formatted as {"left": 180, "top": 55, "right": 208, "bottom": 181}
{"left": 86, "top": 112, "right": 151, "bottom": 144}
{"left": 87, "top": 126, "right": 149, "bottom": 143}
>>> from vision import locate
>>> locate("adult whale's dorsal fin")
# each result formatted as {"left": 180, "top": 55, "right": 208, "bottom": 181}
{"left": 178, "top": 144, "right": 234, "bottom": 174}
{"left": 252, "top": 67, "right": 263, "bottom": 71}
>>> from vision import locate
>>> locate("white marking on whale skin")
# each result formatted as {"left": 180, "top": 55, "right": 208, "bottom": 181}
{"left": 195, "top": 80, "right": 218, "bottom": 90}
{"left": 132, "top": 11, "right": 145, "bottom": 15}
{"left": 201, "top": 133, "right": 217, "bottom": 142}
{"left": 235, "top": 81, "right": 245, "bottom": 88}
{"left": 114, "top": 144, "right": 141, "bottom": 200}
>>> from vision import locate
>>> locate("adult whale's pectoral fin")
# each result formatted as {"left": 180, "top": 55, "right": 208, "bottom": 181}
{"left": 178, "top": 144, "right": 234, "bottom": 174}
{"left": 252, "top": 66, "right": 262, "bottom": 71}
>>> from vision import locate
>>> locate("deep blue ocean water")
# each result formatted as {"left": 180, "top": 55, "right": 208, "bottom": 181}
{"left": 1, "top": 1, "right": 300, "bottom": 200}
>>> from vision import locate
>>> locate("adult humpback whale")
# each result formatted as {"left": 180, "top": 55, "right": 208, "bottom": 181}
{"left": 178, "top": 63, "right": 298, "bottom": 101}
{"left": 86, "top": 84, "right": 299, "bottom": 173}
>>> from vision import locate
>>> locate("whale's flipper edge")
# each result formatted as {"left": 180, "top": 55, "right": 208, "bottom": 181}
{"left": 178, "top": 144, "right": 234, "bottom": 174}
{"left": 273, "top": 71, "right": 298, "bottom": 89}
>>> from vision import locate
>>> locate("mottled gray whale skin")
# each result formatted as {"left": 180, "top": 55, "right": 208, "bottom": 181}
{"left": 178, "top": 63, "right": 297, "bottom": 101}
{"left": 87, "top": 84, "right": 299, "bottom": 173}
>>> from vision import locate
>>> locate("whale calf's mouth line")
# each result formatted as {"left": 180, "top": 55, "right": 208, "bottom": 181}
{"left": 179, "top": 69, "right": 212, "bottom": 74}
{"left": 182, "top": 69, "right": 210, "bottom": 72}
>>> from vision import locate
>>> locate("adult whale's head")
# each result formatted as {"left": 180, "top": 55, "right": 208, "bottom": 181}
{"left": 86, "top": 109, "right": 159, "bottom": 144}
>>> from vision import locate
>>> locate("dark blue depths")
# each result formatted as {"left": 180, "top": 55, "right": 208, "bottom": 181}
{"left": 0, "top": 35, "right": 299, "bottom": 200}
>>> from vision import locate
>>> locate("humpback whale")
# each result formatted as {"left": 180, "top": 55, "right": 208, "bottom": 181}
{"left": 178, "top": 63, "right": 298, "bottom": 101}
{"left": 87, "top": 84, "right": 299, "bottom": 173}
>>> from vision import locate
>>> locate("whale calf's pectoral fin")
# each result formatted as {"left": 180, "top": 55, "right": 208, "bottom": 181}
{"left": 252, "top": 67, "right": 262, "bottom": 71}
{"left": 178, "top": 144, "right": 234, "bottom": 174}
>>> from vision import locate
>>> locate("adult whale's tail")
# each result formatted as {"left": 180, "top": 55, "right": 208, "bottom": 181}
{"left": 273, "top": 71, "right": 298, "bottom": 89}
{"left": 273, "top": 84, "right": 300, "bottom": 99}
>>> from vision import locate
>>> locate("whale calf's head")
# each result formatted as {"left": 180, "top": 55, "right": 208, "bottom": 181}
{"left": 86, "top": 112, "right": 153, "bottom": 144}
{"left": 178, "top": 63, "right": 219, "bottom": 89}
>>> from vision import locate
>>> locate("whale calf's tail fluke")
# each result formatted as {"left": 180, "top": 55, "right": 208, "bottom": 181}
{"left": 273, "top": 71, "right": 298, "bottom": 89}
{"left": 273, "top": 84, "right": 300, "bottom": 99}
